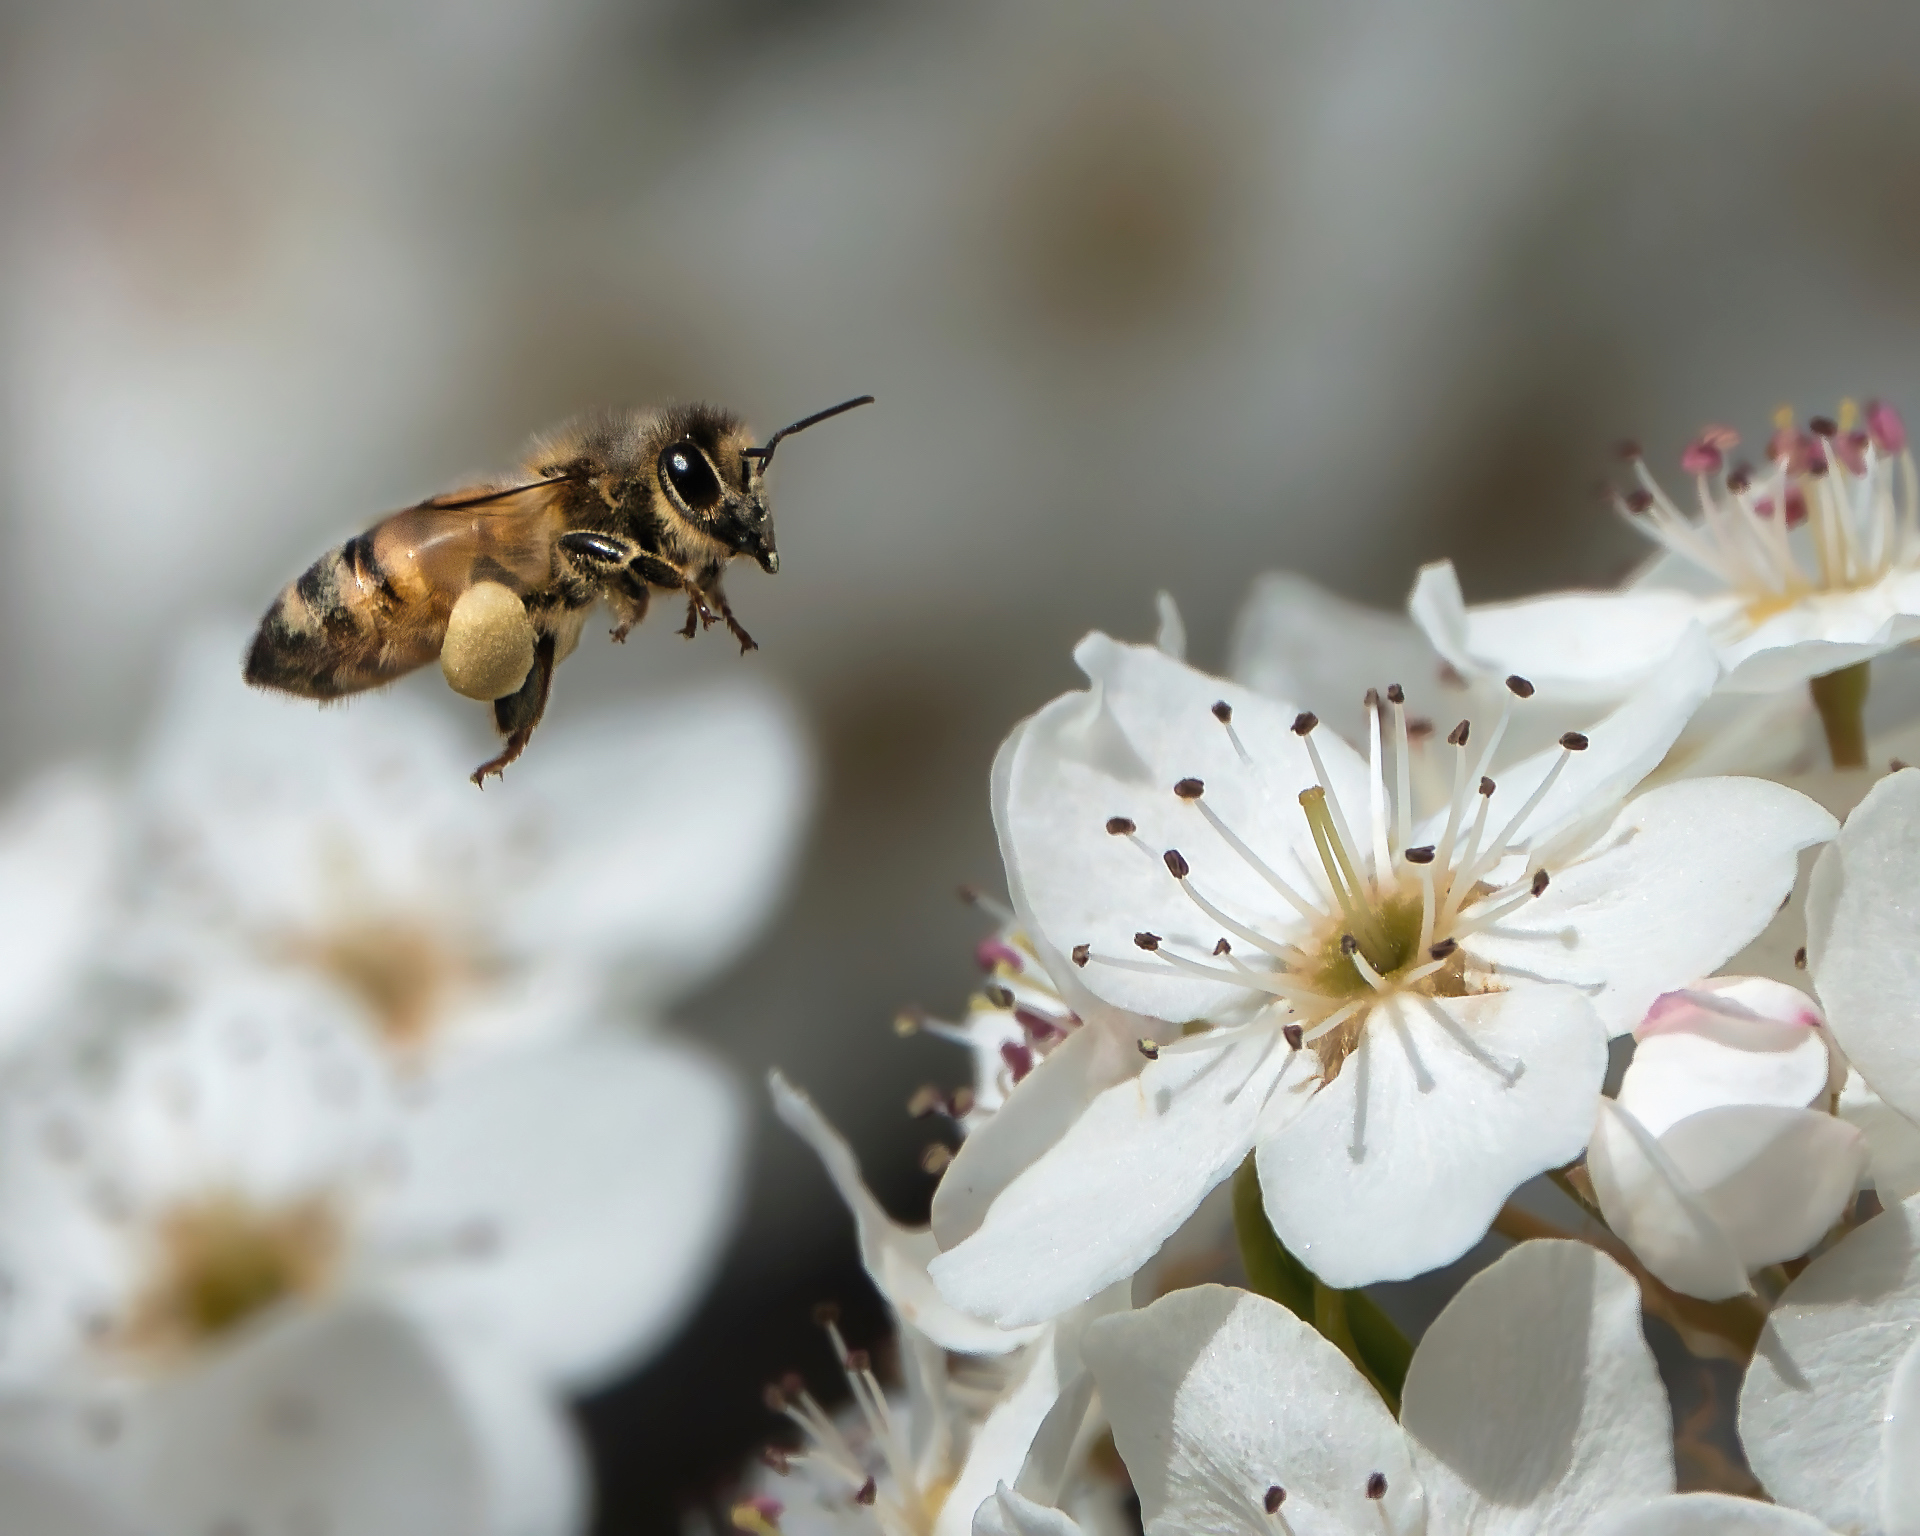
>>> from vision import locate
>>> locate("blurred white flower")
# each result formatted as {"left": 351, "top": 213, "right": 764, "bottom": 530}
{"left": 1586, "top": 978, "right": 1862, "bottom": 1301}
{"left": 751, "top": 1077, "right": 1127, "bottom": 1536}
{"left": 1410, "top": 405, "right": 1920, "bottom": 698}
{"left": 0, "top": 973, "right": 743, "bottom": 1535}
{"left": 1071, "top": 1239, "right": 1768, "bottom": 1535}
{"left": 120, "top": 629, "right": 812, "bottom": 1069}
{"left": 1740, "top": 1190, "right": 1920, "bottom": 1534}
{"left": 0, "top": 766, "right": 118, "bottom": 1059}
{"left": 928, "top": 631, "right": 1831, "bottom": 1317}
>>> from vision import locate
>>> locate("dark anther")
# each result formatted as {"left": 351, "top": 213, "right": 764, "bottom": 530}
{"left": 811, "top": 1301, "right": 841, "bottom": 1327}
{"left": 1072, "top": 943, "right": 1091, "bottom": 967}
{"left": 1794, "top": 946, "right": 1808, "bottom": 970}
{"left": 855, "top": 1476, "right": 878, "bottom": 1506}
{"left": 1560, "top": 731, "right": 1590, "bottom": 751}
{"left": 1164, "top": 849, "right": 1191, "bottom": 879}
{"left": 1616, "top": 439, "right": 1643, "bottom": 461}
{"left": 1386, "top": 683, "right": 1405, "bottom": 704}
{"left": 1282, "top": 1023, "right": 1304, "bottom": 1051}
{"left": 1292, "top": 712, "right": 1319, "bottom": 736}
{"left": 1340, "top": 934, "right": 1359, "bottom": 956}
{"left": 1727, "top": 462, "right": 1753, "bottom": 493}
{"left": 1214, "top": 937, "right": 1232, "bottom": 956}
{"left": 1407, "top": 717, "right": 1435, "bottom": 740}
{"left": 1138, "top": 1038, "right": 1160, "bottom": 1060}
{"left": 1810, "top": 414, "right": 1838, "bottom": 437}
{"left": 1364, "top": 687, "right": 1380, "bottom": 707}
{"left": 1264, "top": 1484, "right": 1287, "bottom": 1513}
{"left": 1623, "top": 488, "right": 1654, "bottom": 513}
{"left": 1366, "top": 1471, "right": 1388, "bottom": 1499}
{"left": 1212, "top": 700, "right": 1234, "bottom": 723}
{"left": 1175, "top": 777, "right": 1206, "bottom": 799}
{"left": 1448, "top": 720, "right": 1471, "bottom": 747}
{"left": 1429, "top": 938, "right": 1458, "bottom": 960}
{"left": 1107, "top": 816, "right": 1137, "bottom": 835}
{"left": 1404, "top": 845, "right": 1436, "bottom": 864}
{"left": 1479, "top": 775, "right": 1495, "bottom": 797}
{"left": 1894, "top": 758, "right": 1912, "bottom": 772}
{"left": 1134, "top": 932, "right": 1162, "bottom": 951}
{"left": 1505, "top": 674, "right": 1535, "bottom": 698}
{"left": 957, "top": 883, "right": 980, "bottom": 906}
{"left": 1531, "top": 869, "right": 1551, "bottom": 896}
{"left": 984, "top": 982, "right": 1015, "bottom": 1009}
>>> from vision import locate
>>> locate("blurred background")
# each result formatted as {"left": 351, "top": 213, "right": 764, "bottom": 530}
{"left": 4, "top": 0, "right": 1920, "bottom": 1527}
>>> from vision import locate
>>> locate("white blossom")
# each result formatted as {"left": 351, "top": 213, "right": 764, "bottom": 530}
{"left": 1410, "top": 404, "right": 1920, "bottom": 698}
{"left": 1586, "top": 978, "right": 1862, "bottom": 1301}
{"left": 0, "top": 974, "right": 742, "bottom": 1535}
{"left": 1073, "top": 1239, "right": 1763, "bottom": 1535}
{"left": 928, "top": 632, "right": 1831, "bottom": 1318}
{"left": 120, "top": 629, "right": 812, "bottom": 1069}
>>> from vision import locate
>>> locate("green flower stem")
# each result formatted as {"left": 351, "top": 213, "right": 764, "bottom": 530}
{"left": 1231, "top": 1158, "right": 1411, "bottom": 1413}
{"left": 1810, "top": 661, "right": 1871, "bottom": 769}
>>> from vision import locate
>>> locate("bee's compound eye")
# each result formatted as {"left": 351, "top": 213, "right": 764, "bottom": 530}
{"left": 659, "top": 443, "right": 723, "bottom": 512}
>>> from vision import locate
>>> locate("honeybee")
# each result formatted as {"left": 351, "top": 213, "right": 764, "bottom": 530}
{"left": 245, "top": 395, "right": 872, "bottom": 783}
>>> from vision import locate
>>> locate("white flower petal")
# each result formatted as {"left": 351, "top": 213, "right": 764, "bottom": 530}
{"left": 1231, "top": 570, "right": 1445, "bottom": 739}
{"left": 0, "top": 765, "right": 118, "bottom": 1057}
{"left": 931, "top": 1018, "right": 1143, "bottom": 1252}
{"left": 1740, "top": 1191, "right": 1920, "bottom": 1533}
{"left": 1409, "top": 559, "right": 1708, "bottom": 701}
{"left": 1587, "top": 1099, "right": 1749, "bottom": 1302}
{"left": 769, "top": 1073, "right": 1036, "bottom": 1355}
{"left": 1658, "top": 1106, "right": 1864, "bottom": 1272}
{"left": 130, "top": 1302, "right": 497, "bottom": 1536}
{"left": 0, "top": 1450, "right": 136, "bottom": 1536}
{"left": 1839, "top": 1069, "right": 1920, "bottom": 1204}
{"left": 497, "top": 684, "right": 814, "bottom": 1008}
{"left": 1586, "top": 1492, "right": 1838, "bottom": 1535}
{"left": 1001, "top": 633, "right": 1368, "bottom": 1024}
{"left": 937, "top": 1287, "right": 1128, "bottom": 1536}
{"left": 1083, "top": 1284, "right": 1423, "bottom": 1533}
{"left": 972, "top": 1484, "right": 1086, "bottom": 1536}
{"left": 1719, "top": 569, "right": 1920, "bottom": 693}
{"left": 1255, "top": 987, "right": 1608, "bottom": 1289}
{"left": 1475, "top": 778, "right": 1835, "bottom": 1037}
{"left": 1881, "top": 1336, "right": 1920, "bottom": 1536}
{"left": 1622, "top": 979, "right": 1830, "bottom": 1137}
{"left": 386, "top": 1029, "right": 744, "bottom": 1390}
{"left": 1807, "top": 768, "right": 1920, "bottom": 1122}
{"left": 930, "top": 1033, "right": 1303, "bottom": 1327}
{"left": 1404, "top": 1240, "right": 1673, "bottom": 1532}
{"left": 1438, "top": 627, "right": 1719, "bottom": 861}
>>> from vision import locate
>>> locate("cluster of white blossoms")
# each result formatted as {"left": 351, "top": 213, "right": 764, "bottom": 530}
{"left": 0, "top": 628, "right": 812, "bottom": 1535}
{"left": 752, "top": 404, "right": 1920, "bottom": 1536}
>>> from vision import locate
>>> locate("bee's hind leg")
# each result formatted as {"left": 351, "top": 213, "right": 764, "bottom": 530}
{"left": 471, "top": 632, "right": 557, "bottom": 786}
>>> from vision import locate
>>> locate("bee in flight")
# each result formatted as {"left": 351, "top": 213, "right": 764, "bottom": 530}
{"left": 245, "top": 395, "right": 872, "bottom": 783}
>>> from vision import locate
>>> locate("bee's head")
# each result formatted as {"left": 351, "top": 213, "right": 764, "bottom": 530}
{"left": 652, "top": 396, "right": 870, "bottom": 575}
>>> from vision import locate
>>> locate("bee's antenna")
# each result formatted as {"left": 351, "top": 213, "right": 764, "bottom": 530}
{"left": 742, "top": 395, "right": 873, "bottom": 477}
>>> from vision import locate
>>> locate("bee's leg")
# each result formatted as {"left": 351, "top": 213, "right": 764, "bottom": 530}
{"left": 470, "top": 632, "right": 556, "bottom": 786}
{"left": 606, "top": 572, "right": 649, "bottom": 643}
{"left": 705, "top": 583, "right": 757, "bottom": 654}
{"left": 628, "top": 552, "right": 716, "bottom": 638}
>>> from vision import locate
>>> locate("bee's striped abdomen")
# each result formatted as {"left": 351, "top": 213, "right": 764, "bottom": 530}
{"left": 244, "top": 531, "right": 443, "bottom": 699}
